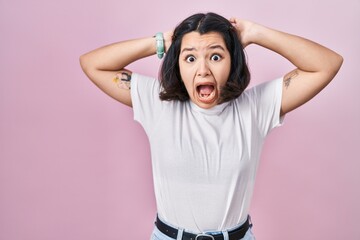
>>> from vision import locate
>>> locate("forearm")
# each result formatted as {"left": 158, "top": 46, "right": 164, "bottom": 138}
{"left": 249, "top": 24, "right": 343, "bottom": 75}
{"left": 80, "top": 36, "right": 156, "bottom": 72}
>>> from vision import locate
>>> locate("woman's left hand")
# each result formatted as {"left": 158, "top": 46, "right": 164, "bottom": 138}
{"left": 229, "top": 18, "right": 257, "bottom": 48}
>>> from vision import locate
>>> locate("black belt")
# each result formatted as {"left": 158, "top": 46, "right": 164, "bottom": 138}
{"left": 155, "top": 216, "right": 252, "bottom": 240}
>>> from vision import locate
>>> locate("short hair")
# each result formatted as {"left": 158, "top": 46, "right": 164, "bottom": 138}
{"left": 159, "top": 12, "right": 251, "bottom": 104}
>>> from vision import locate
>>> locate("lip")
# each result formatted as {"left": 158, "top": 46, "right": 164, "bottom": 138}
{"left": 195, "top": 81, "right": 216, "bottom": 88}
{"left": 195, "top": 81, "right": 217, "bottom": 105}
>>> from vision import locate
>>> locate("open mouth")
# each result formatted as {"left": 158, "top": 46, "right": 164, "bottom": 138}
{"left": 196, "top": 83, "right": 217, "bottom": 103}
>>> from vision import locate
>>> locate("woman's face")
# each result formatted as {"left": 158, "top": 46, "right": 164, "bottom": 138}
{"left": 179, "top": 31, "right": 231, "bottom": 109}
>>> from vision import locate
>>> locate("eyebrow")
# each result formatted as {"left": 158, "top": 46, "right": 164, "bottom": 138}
{"left": 181, "top": 47, "right": 196, "bottom": 54}
{"left": 209, "top": 45, "right": 226, "bottom": 51}
{"left": 180, "top": 45, "right": 226, "bottom": 54}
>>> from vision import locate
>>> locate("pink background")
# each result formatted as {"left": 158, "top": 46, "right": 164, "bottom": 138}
{"left": 0, "top": 0, "right": 359, "bottom": 239}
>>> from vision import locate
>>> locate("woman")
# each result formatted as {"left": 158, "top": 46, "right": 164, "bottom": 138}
{"left": 80, "top": 12, "right": 342, "bottom": 240}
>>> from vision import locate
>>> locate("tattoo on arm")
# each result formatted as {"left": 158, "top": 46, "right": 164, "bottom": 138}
{"left": 284, "top": 70, "right": 298, "bottom": 90}
{"left": 112, "top": 71, "right": 132, "bottom": 90}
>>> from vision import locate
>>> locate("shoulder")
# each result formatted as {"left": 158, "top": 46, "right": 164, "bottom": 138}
{"left": 131, "top": 73, "right": 160, "bottom": 89}
{"left": 131, "top": 73, "right": 161, "bottom": 99}
{"left": 239, "top": 78, "right": 283, "bottom": 103}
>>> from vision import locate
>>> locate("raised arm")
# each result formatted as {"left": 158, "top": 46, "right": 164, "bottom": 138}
{"left": 79, "top": 32, "right": 172, "bottom": 107}
{"left": 230, "top": 18, "right": 343, "bottom": 116}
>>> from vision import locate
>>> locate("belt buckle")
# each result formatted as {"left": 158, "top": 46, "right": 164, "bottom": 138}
{"left": 195, "top": 233, "right": 215, "bottom": 240}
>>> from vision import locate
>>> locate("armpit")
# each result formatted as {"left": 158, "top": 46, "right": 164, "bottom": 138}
{"left": 113, "top": 70, "right": 132, "bottom": 90}
{"left": 283, "top": 69, "right": 299, "bottom": 90}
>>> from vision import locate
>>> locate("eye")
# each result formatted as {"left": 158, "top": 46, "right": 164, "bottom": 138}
{"left": 185, "top": 55, "right": 196, "bottom": 63}
{"left": 211, "top": 54, "right": 222, "bottom": 61}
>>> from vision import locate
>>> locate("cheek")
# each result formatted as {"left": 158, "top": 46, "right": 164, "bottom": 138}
{"left": 179, "top": 62, "right": 192, "bottom": 74}
{"left": 179, "top": 64, "right": 194, "bottom": 85}
{"left": 223, "top": 60, "right": 232, "bottom": 84}
{"left": 215, "top": 64, "right": 231, "bottom": 87}
{"left": 178, "top": 62, "right": 186, "bottom": 80}
{"left": 182, "top": 79, "right": 194, "bottom": 94}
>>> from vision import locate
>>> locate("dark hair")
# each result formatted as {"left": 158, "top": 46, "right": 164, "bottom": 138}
{"left": 159, "top": 12, "right": 250, "bottom": 104}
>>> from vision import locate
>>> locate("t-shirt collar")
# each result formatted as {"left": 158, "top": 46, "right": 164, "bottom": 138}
{"left": 189, "top": 100, "right": 230, "bottom": 115}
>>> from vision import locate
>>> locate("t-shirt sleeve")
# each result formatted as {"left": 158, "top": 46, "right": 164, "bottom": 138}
{"left": 130, "top": 73, "right": 163, "bottom": 133}
{"left": 248, "top": 77, "right": 285, "bottom": 136}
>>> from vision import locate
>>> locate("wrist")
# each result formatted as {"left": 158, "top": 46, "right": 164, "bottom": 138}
{"left": 245, "top": 23, "right": 270, "bottom": 47}
{"left": 241, "top": 21, "right": 262, "bottom": 46}
{"left": 155, "top": 32, "right": 165, "bottom": 59}
{"left": 163, "top": 31, "right": 173, "bottom": 52}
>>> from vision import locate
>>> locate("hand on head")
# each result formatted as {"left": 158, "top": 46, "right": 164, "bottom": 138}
{"left": 229, "top": 18, "right": 256, "bottom": 48}
{"left": 163, "top": 30, "right": 174, "bottom": 52}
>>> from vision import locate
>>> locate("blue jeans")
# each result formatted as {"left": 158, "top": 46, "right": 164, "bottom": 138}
{"left": 150, "top": 219, "right": 256, "bottom": 240}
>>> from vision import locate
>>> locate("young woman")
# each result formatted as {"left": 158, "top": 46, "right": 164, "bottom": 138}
{"left": 80, "top": 12, "right": 342, "bottom": 240}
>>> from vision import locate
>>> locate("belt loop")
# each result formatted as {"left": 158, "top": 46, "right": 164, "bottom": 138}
{"left": 222, "top": 230, "right": 229, "bottom": 240}
{"left": 176, "top": 228, "right": 184, "bottom": 240}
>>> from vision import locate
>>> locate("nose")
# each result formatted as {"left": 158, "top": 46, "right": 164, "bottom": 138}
{"left": 197, "top": 59, "right": 210, "bottom": 77}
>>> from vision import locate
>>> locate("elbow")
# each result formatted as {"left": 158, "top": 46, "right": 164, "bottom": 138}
{"left": 327, "top": 52, "right": 344, "bottom": 78}
{"left": 79, "top": 54, "right": 89, "bottom": 73}
{"left": 333, "top": 51, "right": 344, "bottom": 72}
{"left": 79, "top": 54, "right": 97, "bottom": 82}
{"left": 333, "top": 52, "right": 344, "bottom": 71}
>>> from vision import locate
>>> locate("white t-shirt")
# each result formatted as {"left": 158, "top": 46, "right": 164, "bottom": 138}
{"left": 131, "top": 73, "right": 284, "bottom": 233}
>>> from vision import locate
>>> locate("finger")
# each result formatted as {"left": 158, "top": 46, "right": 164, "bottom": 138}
{"left": 229, "top": 17, "right": 237, "bottom": 23}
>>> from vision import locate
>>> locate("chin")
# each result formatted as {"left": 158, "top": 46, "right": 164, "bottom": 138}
{"left": 194, "top": 99, "right": 218, "bottom": 109}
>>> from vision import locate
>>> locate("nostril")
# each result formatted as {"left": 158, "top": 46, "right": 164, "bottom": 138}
{"left": 197, "top": 67, "right": 211, "bottom": 76}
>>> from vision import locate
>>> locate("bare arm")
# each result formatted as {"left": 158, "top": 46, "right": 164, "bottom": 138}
{"left": 79, "top": 32, "right": 172, "bottom": 107}
{"left": 79, "top": 37, "right": 156, "bottom": 107}
{"left": 230, "top": 18, "right": 343, "bottom": 116}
